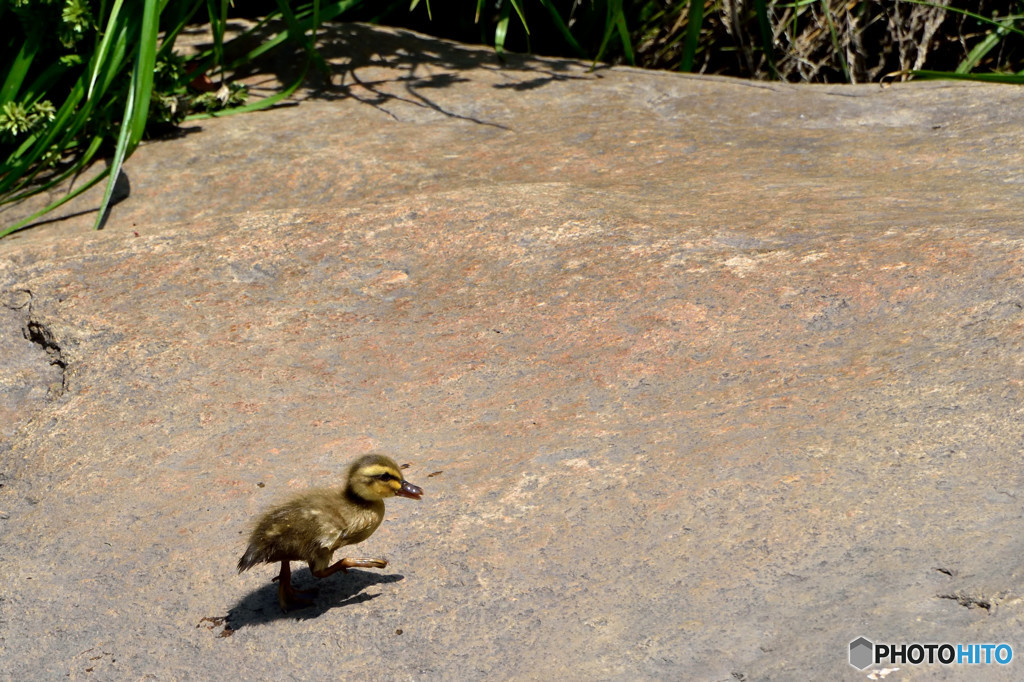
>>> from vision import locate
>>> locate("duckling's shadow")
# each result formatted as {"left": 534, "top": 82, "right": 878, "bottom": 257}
{"left": 227, "top": 569, "right": 404, "bottom": 629}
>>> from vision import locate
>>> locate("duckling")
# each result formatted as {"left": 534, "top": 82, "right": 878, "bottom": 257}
{"left": 237, "top": 453, "right": 423, "bottom": 611}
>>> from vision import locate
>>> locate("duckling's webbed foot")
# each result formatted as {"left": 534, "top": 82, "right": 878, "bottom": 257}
{"left": 311, "top": 557, "right": 388, "bottom": 579}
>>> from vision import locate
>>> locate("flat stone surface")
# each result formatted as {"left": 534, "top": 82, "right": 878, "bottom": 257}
{"left": 2, "top": 23, "right": 1024, "bottom": 680}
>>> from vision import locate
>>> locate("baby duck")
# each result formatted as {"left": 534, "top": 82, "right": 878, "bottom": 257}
{"left": 237, "top": 453, "right": 423, "bottom": 611}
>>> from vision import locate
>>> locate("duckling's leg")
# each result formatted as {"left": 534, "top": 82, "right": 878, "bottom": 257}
{"left": 311, "top": 557, "right": 388, "bottom": 579}
{"left": 274, "top": 560, "right": 315, "bottom": 612}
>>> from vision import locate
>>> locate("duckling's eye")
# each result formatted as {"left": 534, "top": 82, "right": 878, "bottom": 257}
{"left": 377, "top": 473, "right": 397, "bottom": 482}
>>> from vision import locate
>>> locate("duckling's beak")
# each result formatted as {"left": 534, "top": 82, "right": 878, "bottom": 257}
{"left": 396, "top": 480, "right": 423, "bottom": 500}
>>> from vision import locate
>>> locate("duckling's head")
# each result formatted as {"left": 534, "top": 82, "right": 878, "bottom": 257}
{"left": 347, "top": 453, "right": 424, "bottom": 502}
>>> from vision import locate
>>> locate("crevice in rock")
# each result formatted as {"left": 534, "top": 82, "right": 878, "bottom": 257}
{"left": 937, "top": 592, "right": 992, "bottom": 613}
{"left": 5, "top": 288, "right": 67, "bottom": 400}
{"left": 24, "top": 319, "right": 67, "bottom": 398}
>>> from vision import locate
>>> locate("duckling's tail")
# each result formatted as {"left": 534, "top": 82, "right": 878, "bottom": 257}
{"left": 237, "top": 546, "right": 259, "bottom": 573}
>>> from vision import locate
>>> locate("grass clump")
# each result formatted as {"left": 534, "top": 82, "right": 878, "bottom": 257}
{"left": 0, "top": 0, "right": 327, "bottom": 238}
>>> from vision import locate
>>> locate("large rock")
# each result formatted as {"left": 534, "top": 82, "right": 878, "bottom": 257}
{"left": 2, "top": 23, "right": 1023, "bottom": 680}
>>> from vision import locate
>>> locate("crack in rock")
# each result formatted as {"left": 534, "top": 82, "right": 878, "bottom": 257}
{"left": 23, "top": 320, "right": 67, "bottom": 398}
{"left": 4, "top": 288, "right": 67, "bottom": 400}
{"left": 937, "top": 592, "right": 993, "bottom": 613}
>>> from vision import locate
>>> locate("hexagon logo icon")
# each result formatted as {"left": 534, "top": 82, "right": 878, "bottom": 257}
{"left": 849, "top": 637, "right": 874, "bottom": 670}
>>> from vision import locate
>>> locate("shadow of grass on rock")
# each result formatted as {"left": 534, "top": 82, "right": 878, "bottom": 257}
{"left": 226, "top": 568, "right": 404, "bottom": 629}
{"left": 206, "top": 21, "right": 602, "bottom": 127}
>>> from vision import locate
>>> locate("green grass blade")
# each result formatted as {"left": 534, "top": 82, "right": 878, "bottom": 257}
{"left": 820, "top": 0, "right": 849, "bottom": 81}
{"left": 907, "top": 70, "right": 1024, "bottom": 83}
{"left": 88, "top": 14, "right": 131, "bottom": 106}
{"left": 227, "top": 0, "right": 363, "bottom": 71}
{"left": 157, "top": 0, "right": 205, "bottom": 62}
{"left": 494, "top": 3, "right": 511, "bottom": 56}
{"left": 93, "top": 0, "right": 158, "bottom": 229}
{"left": 899, "top": 0, "right": 1024, "bottom": 39}
{"left": 127, "top": 0, "right": 158, "bottom": 148}
{"left": 92, "top": 84, "right": 133, "bottom": 230}
{"left": 313, "top": 0, "right": 324, "bottom": 55}
{"left": 273, "top": 0, "right": 330, "bottom": 77}
{"left": 955, "top": 16, "right": 1016, "bottom": 74}
{"left": 536, "top": 0, "right": 584, "bottom": 56}
{"left": 1, "top": 166, "right": 110, "bottom": 238}
{"left": 613, "top": 0, "right": 634, "bottom": 65}
{"left": 409, "top": 0, "right": 431, "bottom": 21}
{"left": 593, "top": 0, "right": 616, "bottom": 66}
{"left": 1, "top": 34, "right": 38, "bottom": 104}
{"left": 680, "top": 0, "right": 705, "bottom": 72}
{"left": 592, "top": 0, "right": 633, "bottom": 66}
{"left": 4, "top": 134, "right": 104, "bottom": 205}
{"left": 88, "top": 0, "right": 125, "bottom": 100}
{"left": 752, "top": 0, "right": 778, "bottom": 78}
{"left": 507, "top": 0, "right": 530, "bottom": 35}
{"left": 185, "top": 62, "right": 311, "bottom": 119}
{"left": 0, "top": 133, "right": 106, "bottom": 236}
{"left": 206, "top": 0, "right": 228, "bottom": 80}
{"left": 218, "top": 13, "right": 286, "bottom": 68}
{"left": 273, "top": 0, "right": 313, "bottom": 56}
